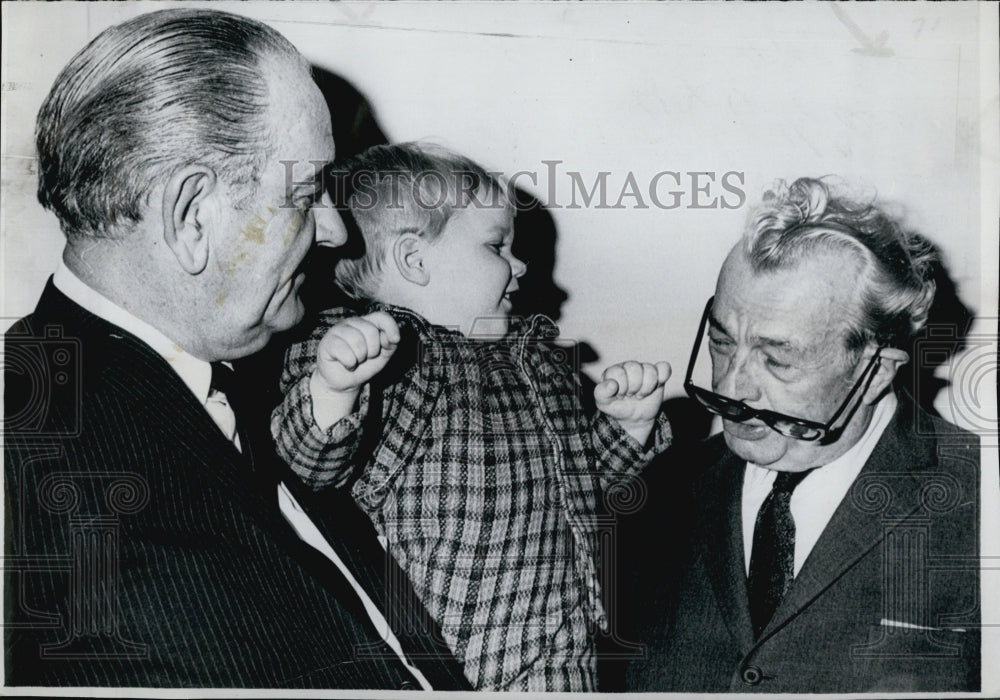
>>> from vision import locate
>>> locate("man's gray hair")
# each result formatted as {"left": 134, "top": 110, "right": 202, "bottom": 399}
{"left": 35, "top": 8, "right": 305, "bottom": 240}
{"left": 743, "top": 177, "right": 937, "bottom": 352}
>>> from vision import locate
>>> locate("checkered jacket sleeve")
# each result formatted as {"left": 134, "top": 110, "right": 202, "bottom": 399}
{"left": 589, "top": 409, "right": 672, "bottom": 489}
{"left": 271, "top": 309, "right": 371, "bottom": 490}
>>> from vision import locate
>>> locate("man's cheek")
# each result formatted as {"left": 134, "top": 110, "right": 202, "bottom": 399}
{"left": 284, "top": 210, "right": 309, "bottom": 246}
{"left": 778, "top": 385, "right": 824, "bottom": 420}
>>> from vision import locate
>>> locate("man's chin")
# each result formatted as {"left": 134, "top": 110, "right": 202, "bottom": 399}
{"left": 265, "top": 292, "right": 305, "bottom": 333}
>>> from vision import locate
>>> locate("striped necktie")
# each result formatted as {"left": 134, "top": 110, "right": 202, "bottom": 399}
{"left": 209, "top": 361, "right": 250, "bottom": 463}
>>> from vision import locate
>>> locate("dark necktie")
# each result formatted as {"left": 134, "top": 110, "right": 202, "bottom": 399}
{"left": 747, "top": 469, "right": 812, "bottom": 639}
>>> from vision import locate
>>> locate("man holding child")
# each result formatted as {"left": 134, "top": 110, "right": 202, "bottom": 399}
{"left": 4, "top": 8, "right": 467, "bottom": 689}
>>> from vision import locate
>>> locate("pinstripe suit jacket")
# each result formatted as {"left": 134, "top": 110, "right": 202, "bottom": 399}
{"left": 4, "top": 281, "right": 470, "bottom": 689}
{"left": 623, "top": 397, "right": 980, "bottom": 693}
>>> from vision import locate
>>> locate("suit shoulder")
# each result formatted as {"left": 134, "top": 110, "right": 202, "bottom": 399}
{"left": 700, "top": 431, "right": 731, "bottom": 463}
{"left": 679, "top": 432, "right": 740, "bottom": 503}
{"left": 5, "top": 311, "right": 46, "bottom": 339}
{"left": 925, "top": 412, "right": 979, "bottom": 444}
{"left": 907, "top": 405, "right": 981, "bottom": 466}
{"left": 692, "top": 433, "right": 736, "bottom": 480}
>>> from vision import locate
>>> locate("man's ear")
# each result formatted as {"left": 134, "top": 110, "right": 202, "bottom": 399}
{"left": 392, "top": 232, "right": 430, "bottom": 286}
{"left": 162, "top": 166, "right": 217, "bottom": 275}
{"left": 860, "top": 346, "right": 910, "bottom": 405}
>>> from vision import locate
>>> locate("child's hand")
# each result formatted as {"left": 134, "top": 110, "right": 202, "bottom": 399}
{"left": 309, "top": 312, "right": 400, "bottom": 431}
{"left": 314, "top": 312, "right": 401, "bottom": 393}
{"left": 594, "top": 361, "right": 671, "bottom": 446}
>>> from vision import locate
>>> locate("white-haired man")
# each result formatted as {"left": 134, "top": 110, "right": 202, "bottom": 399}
{"left": 625, "top": 178, "right": 979, "bottom": 692}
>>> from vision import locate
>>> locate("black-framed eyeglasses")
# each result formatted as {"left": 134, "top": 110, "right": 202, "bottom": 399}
{"left": 683, "top": 297, "right": 886, "bottom": 443}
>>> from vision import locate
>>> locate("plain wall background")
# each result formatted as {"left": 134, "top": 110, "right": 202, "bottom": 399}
{"left": 2, "top": 2, "right": 996, "bottom": 429}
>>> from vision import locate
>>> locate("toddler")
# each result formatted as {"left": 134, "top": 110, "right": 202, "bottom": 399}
{"left": 272, "top": 143, "right": 671, "bottom": 691}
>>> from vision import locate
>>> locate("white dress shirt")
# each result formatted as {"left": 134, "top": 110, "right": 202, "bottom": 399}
{"left": 741, "top": 391, "right": 898, "bottom": 576}
{"left": 52, "top": 262, "right": 431, "bottom": 689}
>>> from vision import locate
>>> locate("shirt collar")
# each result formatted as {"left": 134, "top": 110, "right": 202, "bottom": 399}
{"left": 366, "top": 301, "right": 559, "bottom": 342}
{"left": 53, "top": 260, "right": 213, "bottom": 404}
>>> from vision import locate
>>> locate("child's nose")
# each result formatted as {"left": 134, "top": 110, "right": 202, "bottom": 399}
{"left": 509, "top": 254, "right": 528, "bottom": 279}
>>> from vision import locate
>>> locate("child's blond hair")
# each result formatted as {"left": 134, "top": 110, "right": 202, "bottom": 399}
{"left": 335, "top": 142, "right": 513, "bottom": 301}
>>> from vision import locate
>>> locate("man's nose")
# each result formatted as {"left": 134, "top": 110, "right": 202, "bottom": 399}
{"left": 314, "top": 191, "right": 347, "bottom": 247}
{"left": 713, "top": 350, "right": 761, "bottom": 403}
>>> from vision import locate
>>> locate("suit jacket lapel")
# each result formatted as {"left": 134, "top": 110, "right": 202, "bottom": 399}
{"left": 701, "top": 450, "right": 756, "bottom": 651}
{"left": 35, "top": 281, "right": 290, "bottom": 535}
{"left": 760, "top": 399, "right": 932, "bottom": 639}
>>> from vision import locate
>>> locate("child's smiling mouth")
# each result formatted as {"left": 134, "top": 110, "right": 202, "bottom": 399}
{"left": 502, "top": 285, "right": 519, "bottom": 307}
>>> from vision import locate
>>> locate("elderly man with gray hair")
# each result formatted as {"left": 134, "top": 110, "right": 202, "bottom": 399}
{"left": 4, "top": 8, "right": 467, "bottom": 689}
{"left": 625, "top": 177, "right": 979, "bottom": 693}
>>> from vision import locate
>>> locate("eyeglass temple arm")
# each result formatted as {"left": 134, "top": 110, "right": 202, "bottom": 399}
{"left": 824, "top": 346, "right": 885, "bottom": 428}
{"left": 684, "top": 296, "right": 716, "bottom": 386}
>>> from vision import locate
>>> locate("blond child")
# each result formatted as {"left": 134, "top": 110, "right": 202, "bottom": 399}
{"left": 272, "top": 143, "right": 671, "bottom": 691}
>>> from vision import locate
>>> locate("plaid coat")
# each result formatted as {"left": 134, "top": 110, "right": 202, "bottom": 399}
{"left": 272, "top": 305, "right": 671, "bottom": 691}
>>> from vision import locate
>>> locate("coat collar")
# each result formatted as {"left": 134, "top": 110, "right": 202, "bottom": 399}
{"left": 30, "top": 279, "right": 284, "bottom": 525}
{"left": 364, "top": 301, "right": 559, "bottom": 344}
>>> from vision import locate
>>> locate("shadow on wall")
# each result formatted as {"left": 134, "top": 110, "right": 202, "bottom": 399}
{"left": 509, "top": 186, "right": 603, "bottom": 414}
{"left": 897, "top": 234, "right": 975, "bottom": 420}
{"left": 510, "top": 186, "right": 715, "bottom": 443}
{"left": 298, "top": 67, "right": 391, "bottom": 316}
{"left": 313, "top": 66, "right": 389, "bottom": 163}
{"left": 238, "top": 67, "right": 389, "bottom": 410}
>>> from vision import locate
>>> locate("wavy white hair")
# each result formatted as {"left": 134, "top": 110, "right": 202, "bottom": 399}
{"left": 742, "top": 177, "right": 936, "bottom": 353}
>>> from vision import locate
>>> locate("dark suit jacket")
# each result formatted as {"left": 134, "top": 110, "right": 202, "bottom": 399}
{"left": 4, "top": 281, "right": 470, "bottom": 689}
{"left": 623, "top": 397, "right": 980, "bottom": 693}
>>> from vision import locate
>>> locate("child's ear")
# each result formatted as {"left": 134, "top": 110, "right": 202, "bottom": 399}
{"left": 162, "top": 165, "right": 217, "bottom": 275}
{"left": 393, "top": 232, "right": 431, "bottom": 286}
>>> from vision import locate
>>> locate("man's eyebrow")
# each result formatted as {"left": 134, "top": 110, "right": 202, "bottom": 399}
{"left": 707, "top": 314, "right": 730, "bottom": 336}
{"left": 305, "top": 163, "right": 333, "bottom": 187}
{"left": 293, "top": 178, "right": 325, "bottom": 195}
{"left": 754, "top": 335, "right": 803, "bottom": 354}
{"left": 709, "top": 314, "right": 804, "bottom": 353}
